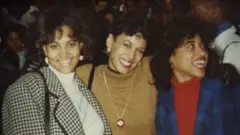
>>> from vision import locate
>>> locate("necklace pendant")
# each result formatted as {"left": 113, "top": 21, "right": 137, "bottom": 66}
{"left": 116, "top": 119, "right": 125, "bottom": 127}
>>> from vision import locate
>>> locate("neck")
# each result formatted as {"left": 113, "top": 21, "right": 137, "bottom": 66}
{"left": 107, "top": 66, "right": 120, "bottom": 74}
{"left": 173, "top": 72, "right": 193, "bottom": 83}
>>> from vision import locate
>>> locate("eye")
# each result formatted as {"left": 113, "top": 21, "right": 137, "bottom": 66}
{"left": 187, "top": 43, "right": 194, "bottom": 50}
{"left": 137, "top": 49, "right": 145, "bottom": 54}
{"left": 49, "top": 44, "right": 59, "bottom": 49}
{"left": 68, "top": 41, "right": 78, "bottom": 47}
{"left": 199, "top": 43, "right": 205, "bottom": 48}
{"left": 123, "top": 43, "right": 132, "bottom": 49}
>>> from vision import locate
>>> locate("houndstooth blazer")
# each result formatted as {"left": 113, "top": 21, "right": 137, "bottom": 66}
{"left": 2, "top": 67, "right": 112, "bottom": 135}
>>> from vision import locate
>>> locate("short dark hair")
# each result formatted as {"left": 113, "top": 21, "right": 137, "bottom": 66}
{"left": 110, "top": 14, "right": 150, "bottom": 44}
{"left": 3, "top": 24, "right": 25, "bottom": 40}
{"left": 27, "top": 3, "right": 97, "bottom": 60}
{"left": 150, "top": 17, "right": 217, "bottom": 91}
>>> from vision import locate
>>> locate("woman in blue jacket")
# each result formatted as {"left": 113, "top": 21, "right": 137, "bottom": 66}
{"left": 150, "top": 17, "right": 240, "bottom": 135}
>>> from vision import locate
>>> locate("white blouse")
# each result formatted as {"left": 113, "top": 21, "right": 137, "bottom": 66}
{"left": 49, "top": 65, "right": 104, "bottom": 135}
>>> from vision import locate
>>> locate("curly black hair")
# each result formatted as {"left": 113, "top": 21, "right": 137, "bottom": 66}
{"left": 109, "top": 13, "right": 152, "bottom": 55}
{"left": 150, "top": 17, "right": 218, "bottom": 91}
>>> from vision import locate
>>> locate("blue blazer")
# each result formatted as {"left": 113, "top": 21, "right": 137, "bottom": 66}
{"left": 156, "top": 77, "right": 240, "bottom": 135}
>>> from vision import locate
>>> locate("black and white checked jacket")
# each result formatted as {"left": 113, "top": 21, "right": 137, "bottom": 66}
{"left": 2, "top": 67, "right": 112, "bottom": 135}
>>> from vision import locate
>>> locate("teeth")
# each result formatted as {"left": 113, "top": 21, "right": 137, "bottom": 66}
{"left": 193, "top": 60, "right": 206, "bottom": 68}
{"left": 119, "top": 59, "right": 130, "bottom": 66}
{"left": 193, "top": 60, "right": 205, "bottom": 64}
{"left": 59, "top": 60, "right": 71, "bottom": 65}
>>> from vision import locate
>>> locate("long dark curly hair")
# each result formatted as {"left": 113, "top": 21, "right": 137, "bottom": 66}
{"left": 150, "top": 17, "right": 219, "bottom": 91}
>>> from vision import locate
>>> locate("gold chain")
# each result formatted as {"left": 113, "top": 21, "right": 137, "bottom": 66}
{"left": 103, "top": 72, "right": 135, "bottom": 119}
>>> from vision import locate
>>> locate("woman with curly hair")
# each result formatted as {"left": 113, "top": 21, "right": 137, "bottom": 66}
{"left": 2, "top": 3, "right": 112, "bottom": 135}
{"left": 151, "top": 17, "right": 240, "bottom": 135}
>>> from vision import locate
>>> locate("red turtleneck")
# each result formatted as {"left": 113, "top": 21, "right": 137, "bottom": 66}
{"left": 171, "top": 77, "right": 201, "bottom": 135}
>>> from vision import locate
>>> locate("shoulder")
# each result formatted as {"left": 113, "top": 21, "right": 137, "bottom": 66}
{"left": 201, "top": 77, "right": 223, "bottom": 90}
{"left": 4, "top": 72, "right": 44, "bottom": 102}
{"left": 76, "top": 64, "right": 93, "bottom": 85}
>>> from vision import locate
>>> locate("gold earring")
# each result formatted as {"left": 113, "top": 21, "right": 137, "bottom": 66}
{"left": 107, "top": 48, "right": 111, "bottom": 53}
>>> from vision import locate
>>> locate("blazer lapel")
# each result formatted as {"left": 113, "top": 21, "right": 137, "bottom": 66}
{"left": 194, "top": 78, "right": 214, "bottom": 135}
{"left": 160, "top": 86, "right": 178, "bottom": 135}
{"left": 75, "top": 75, "right": 112, "bottom": 135}
{"left": 41, "top": 67, "right": 85, "bottom": 135}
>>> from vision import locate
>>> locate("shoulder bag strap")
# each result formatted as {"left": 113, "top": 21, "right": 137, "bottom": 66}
{"left": 34, "top": 70, "right": 50, "bottom": 135}
{"left": 87, "top": 64, "right": 96, "bottom": 90}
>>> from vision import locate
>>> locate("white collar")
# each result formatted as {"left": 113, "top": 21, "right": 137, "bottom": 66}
{"left": 48, "top": 65, "right": 75, "bottom": 85}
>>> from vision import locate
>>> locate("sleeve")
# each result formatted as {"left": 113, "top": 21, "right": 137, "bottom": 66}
{"left": 222, "top": 43, "right": 240, "bottom": 73}
{"left": 2, "top": 77, "right": 46, "bottom": 135}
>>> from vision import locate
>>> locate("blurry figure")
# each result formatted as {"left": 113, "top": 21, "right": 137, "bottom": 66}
{"left": 125, "top": 0, "right": 139, "bottom": 13}
{"left": 20, "top": 0, "right": 57, "bottom": 27}
{"left": 191, "top": 0, "right": 240, "bottom": 73}
{"left": 95, "top": 0, "right": 109, "bottom": 12}
{"left": 0, "top": 24, "right": 26, "bottom": 74}
{"left": 0, "top": 24, "right": 26, "bottom": 124}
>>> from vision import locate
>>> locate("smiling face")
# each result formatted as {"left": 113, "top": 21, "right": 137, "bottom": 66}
{"left": 42, "top": 25, "right": 82, "bottom": 74}
{"left": 107, "top": 33, "right": 147, "bottom": 74}
{"left": 170, "top": 34, "right": 208, "bottom": 82}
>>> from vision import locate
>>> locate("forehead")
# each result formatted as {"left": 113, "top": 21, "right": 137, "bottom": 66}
{"left": 54, "top": 25, "right": 74, "bottom": 41}
{"left": 8, "top": 32, "right": 20, "bottom": 38}
{"left": 98, "top": 1, "right": 108, "bottom": 6}
{"left": 116, "top": 33, "right": 147, "bottom": 48}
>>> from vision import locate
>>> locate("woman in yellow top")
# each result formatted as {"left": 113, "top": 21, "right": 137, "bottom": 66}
{"left": 76, "top": 15, "right": 157, "bottom": 135}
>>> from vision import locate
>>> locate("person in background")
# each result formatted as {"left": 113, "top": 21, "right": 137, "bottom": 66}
{"left": 0, "top": 24, "right": 26, "bottom": 90}
{"left": 95, "top": 0, "right": 109, "bottom": 12}
{"left": 152, "top": 17, "right": 240, "bottom": 135}
{"left": 191, "top": 0, "right": 240, "bottom": 73}
{"left": 76, "top": 14, "right": 157, "bottom": 135}
{"left": 2, "top": 3, "right": 112, "bottom": 135}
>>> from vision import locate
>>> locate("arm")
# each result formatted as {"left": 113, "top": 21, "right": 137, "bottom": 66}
{"left": 2, "top": 75, "right": 45, "bottom": 135}
{"left": 222, "top": 43, "right": 240, "bottom": 73}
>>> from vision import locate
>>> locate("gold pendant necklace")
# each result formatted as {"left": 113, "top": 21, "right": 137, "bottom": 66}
{"left": 103, "top": 72, "right": 135, "bottom": 128}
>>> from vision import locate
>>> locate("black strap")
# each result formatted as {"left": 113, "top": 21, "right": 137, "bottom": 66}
{"left": 34, "top": 71, "right": 50, "bottom": 135}
{"left": 221, "top": 41, "right": 240, "bottom": 63}
{"left": 87, "top": 64, "right": 96, "bottom": 90}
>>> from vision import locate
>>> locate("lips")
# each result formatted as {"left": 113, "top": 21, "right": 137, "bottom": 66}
{"left": 193, "top": 59, "right": 207, "bottom": 69}
{"left": 119, "top": 59, "right": 132, "bottom": 68}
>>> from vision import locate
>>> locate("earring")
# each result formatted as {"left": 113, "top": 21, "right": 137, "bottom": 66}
{"left": 80, "top": 55, "right": 84, "bottom": 60}
{"left": 107, "top": 48, "right": 111, "bottom": 53}
{"left": 45, "top": 57, "right": 49, "bottom": 65}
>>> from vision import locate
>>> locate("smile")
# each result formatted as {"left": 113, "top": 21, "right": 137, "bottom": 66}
{"left": 119, "top": 59, "right": 131, "bottom": 67}
{"left": 59, "top": 60, "right": 71, "bottom": 66}
{"left": 193, "top": 60, "right": 207, "bottom": 69}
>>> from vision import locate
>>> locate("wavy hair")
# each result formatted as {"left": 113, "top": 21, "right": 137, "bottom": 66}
{"left": 25, "top": 3, "right": 99, "bottom": 67}
{"left": 150, "top": 17, "right": 218, "bottom": 91}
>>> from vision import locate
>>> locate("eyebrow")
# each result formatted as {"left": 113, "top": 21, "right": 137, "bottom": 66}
{"left": 123, "top": 39, "right": 133, "bottom": 45}
{"left": 186, "top": 40, "right": 195, "bottom": 44}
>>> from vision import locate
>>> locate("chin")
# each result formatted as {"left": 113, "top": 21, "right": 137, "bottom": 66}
{"left": 195, "top": 73, "right": 205, "bottom": 79}
{"left": 57, "top": 68, "right": 75, "bottom": 74}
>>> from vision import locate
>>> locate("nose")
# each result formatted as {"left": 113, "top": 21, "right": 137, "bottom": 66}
{"left": 127, "top": 50, "right": 135, "bottom": 60}
{"left": 197, "top": 46, "right": 207, "bottom": 56}
{"left": 60, "top": 47, "right": 70, "bottom": 57}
